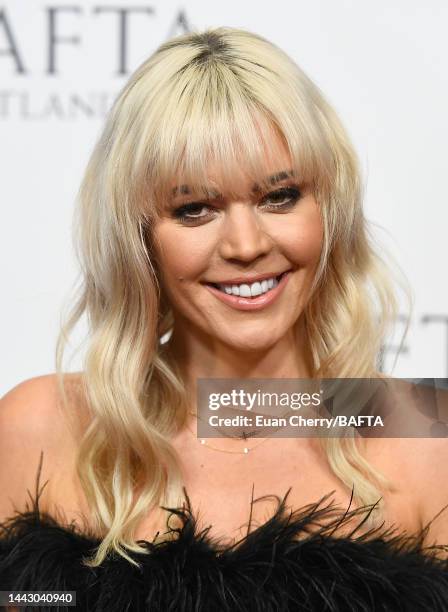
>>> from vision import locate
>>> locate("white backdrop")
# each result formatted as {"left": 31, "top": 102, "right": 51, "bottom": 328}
{"left": 1, "top": 0, "right": 447, "bottom": 395}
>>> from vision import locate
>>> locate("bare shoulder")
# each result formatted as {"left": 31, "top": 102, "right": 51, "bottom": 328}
{"left": 375, "top": 432, "right": 448, "bottom": 553}
{"left": 354, "top": 376, "right": 448, "bottom": 540}
{"left": 0, "top": 373, "right": 87, "bottom": 523}
{"left": 374, "top": 379, "right": 448, "bottom": 545}
{"left": 408, "top": 436, "right": 448, "bottom": 551}
{"left": 359, "top": 430, "right": 448, "bottom": 551}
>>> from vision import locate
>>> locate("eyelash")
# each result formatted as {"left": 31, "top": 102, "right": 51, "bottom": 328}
{"left": 172, "top": 186, "right": 302, "bottom": 225}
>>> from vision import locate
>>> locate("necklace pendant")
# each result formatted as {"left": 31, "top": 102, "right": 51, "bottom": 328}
{"left": 244, "top": 447, "right": 249, "bottom": 453}
{"left": 200, "top": 439, "right": 206, "bottom": 445}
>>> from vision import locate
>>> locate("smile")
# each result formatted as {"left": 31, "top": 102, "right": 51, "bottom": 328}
{"left": 203, "top": 270, "right": 292, "bottom": 311}
{"left": 213, "top": 271, "right": 287, "bottom": 297}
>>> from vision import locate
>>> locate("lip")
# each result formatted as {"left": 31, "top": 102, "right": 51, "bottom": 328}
{"left": 203, "top": 270, "right": 292, "bottom": 311}
{"left": 203, "top": 270, "right": 290, "bottom": 285}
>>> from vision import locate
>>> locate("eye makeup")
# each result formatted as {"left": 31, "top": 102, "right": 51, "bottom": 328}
{"left": 171, "top": 185, "right": 302, "bottom": 225}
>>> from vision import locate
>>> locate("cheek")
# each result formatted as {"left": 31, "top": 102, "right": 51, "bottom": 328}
{"left": 153, "top": 222, "right": 213, "bottom": 282}
{"left": 279, "top": 214, "right": 323, "bottom": 267}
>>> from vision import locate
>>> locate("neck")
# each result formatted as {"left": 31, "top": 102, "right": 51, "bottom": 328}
{"left": 165, "top": 316, "right": 313, "bottom": 388}
{"left": 163, "top": 317, "right": 314, "bottom": 452}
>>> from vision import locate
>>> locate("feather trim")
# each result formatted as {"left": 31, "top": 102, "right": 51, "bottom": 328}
{"left": 1, "top": 457, "right": 448, "bottom": 611}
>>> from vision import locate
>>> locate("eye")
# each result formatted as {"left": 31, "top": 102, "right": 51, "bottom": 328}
{"left": 260, "top": 186, "right": 302, "bottom": 210}
{"left": 171, "top": 186, "right": 302, "bottom": 225}
{"left": 172, "top": 202, "right": 215, "bottom": 224}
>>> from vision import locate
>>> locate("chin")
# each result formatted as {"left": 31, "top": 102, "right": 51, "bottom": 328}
{"left": 218, "top": 331, "right": 286, "bottom": 353}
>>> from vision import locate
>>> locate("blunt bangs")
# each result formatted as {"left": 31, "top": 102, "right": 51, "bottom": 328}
{"left": 121, "top": 39, "right": 336, "bottom": 220}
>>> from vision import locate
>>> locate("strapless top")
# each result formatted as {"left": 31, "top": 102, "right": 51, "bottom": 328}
{"left": 1, "top": 477, "right": 448, "bottom": 612}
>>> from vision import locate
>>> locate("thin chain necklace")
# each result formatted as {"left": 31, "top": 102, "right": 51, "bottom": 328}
{"left": 186, "top": 411, "right": 274, "bottom": 455}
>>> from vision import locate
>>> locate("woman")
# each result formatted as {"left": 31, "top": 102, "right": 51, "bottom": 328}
{"left": 1, "top": 26, "right": 448, "bottom": 611}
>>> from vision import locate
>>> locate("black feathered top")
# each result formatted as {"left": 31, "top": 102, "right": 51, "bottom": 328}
{"left": 2, "top": 471, "right": 448, "bottom": 612}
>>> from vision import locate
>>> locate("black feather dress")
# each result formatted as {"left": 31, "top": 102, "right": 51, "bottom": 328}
{"left": 2, "top": 464, "right": 448, "bottom": 612}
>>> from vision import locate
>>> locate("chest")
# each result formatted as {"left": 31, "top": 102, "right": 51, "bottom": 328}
{"left": 47, "top": 436, "right": 422, "bottom": 545}
{"left": 133, "top": 437, "right": 421, "bottom": 545}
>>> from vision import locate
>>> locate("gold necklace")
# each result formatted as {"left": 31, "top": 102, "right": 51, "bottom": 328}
{"left": 186, "top": 411, "right": 273, "bottom": 455}
{"left": 186, "top": 422, "right": 272, "bottom": 454}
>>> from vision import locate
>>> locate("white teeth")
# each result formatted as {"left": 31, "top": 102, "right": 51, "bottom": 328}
{"left": 250, "top": 282, "right": 262, "bottom": 297}
{"left": 217, "top": 274, "right": 283, "bottom": 297}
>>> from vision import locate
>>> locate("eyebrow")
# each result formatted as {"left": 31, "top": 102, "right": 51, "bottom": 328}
{"left": 171, "top": 169, "right": 296, "bottom": 198}
{"left": 252, "top": 170, "right": 296, "bottom": 193}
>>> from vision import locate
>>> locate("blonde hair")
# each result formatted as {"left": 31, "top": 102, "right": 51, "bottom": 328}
{"left": 56, "top": 27, "right": 410, "bottom": 567}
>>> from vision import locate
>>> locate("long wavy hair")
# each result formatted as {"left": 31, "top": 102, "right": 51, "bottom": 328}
{"left": 56, "top": 27, "right": 410, "bottom": 567}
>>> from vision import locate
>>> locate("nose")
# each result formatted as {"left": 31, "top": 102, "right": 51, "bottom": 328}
{"left": 218, "top": 203, "right": 273, "bottom": 263}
